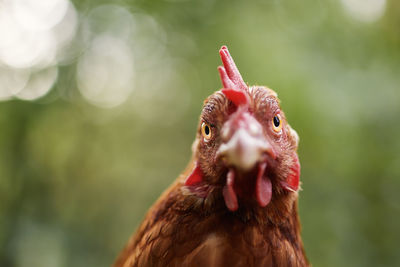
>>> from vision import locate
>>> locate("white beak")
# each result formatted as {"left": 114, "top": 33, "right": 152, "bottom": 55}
{"left": 217, "top": 121, "right": 274, "bottom": 171}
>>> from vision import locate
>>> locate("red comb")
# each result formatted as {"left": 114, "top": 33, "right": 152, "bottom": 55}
{"left": 218, "top": 46, "right": 249, "bottom": 106}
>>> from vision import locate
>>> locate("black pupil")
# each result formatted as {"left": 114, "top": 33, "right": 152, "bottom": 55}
{"left": 204, "top": 125, "right": 210, "bottom": 135}
{"left": 273, "top": 116, "right": 280, "bottom": 127}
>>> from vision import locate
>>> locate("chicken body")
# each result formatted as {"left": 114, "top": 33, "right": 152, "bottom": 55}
{"left": 114, "top": 47, "right": 308, "bottom": 267}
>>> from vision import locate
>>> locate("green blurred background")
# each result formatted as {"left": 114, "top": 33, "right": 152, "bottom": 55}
{"left": 1, "top": 0, "right": 400, "bottom": 266}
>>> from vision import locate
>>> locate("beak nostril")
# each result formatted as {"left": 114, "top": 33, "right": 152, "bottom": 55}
{"left": 248, "top": 121, "right": 260, "bottom": 136}
{"left": 221, "top": 126, "right": 230, "bottom": 141}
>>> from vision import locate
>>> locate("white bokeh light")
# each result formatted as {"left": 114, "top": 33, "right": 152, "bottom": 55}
{"left": 130, "top": 13, "right": 167, "bottom": 71}
{"left": 16, "top": 67, "right": 58, "bottom": 100}
{"left": 10, "top": 0, "right": 69, "bottom": 31}
{"left": 0, "top": 7, "right": 20, "bottom": 50}
{"left": 86, "top": 4, "right": 134, "bottom": 40}
{"left": 0, "top": 0, "right": 77, "bottom": 102}
{"left": 53, "top": 1, "right": 78, "bottom": 62}
{"left": 340, "top": 0, "right": 386, "bottom": 23}
{"left": 77, "top": 35, "right": 135, "bottom": 108}
{"left": 0, "top": 29, "right": 57, "bottom": 69}
{"left": 0, "top": 66, "right": 30, "bottom": 100}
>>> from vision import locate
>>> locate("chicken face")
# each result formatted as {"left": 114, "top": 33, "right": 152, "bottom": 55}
{"left": 185, "top": 47, "right": 300, "bottom": 212}
{"left": 113, "top": 46, "right": 309, "bottom": 267}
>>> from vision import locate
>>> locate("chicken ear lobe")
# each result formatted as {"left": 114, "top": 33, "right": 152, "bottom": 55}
{"left": 184, "top": 162, "right": 204, "bottom": 186}
{"left": 280, "top": 153, "right": 300, "bottom": 192}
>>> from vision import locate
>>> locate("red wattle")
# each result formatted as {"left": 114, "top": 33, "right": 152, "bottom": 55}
{"left": 255, "top": 162, "right": 272, "bottom": 207}
{"left": 223, "top": 169, "right": 238, "bottom": 211}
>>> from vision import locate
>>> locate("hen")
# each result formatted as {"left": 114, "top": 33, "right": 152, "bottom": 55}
{"left": 114, "top": 46, "right": 308, "bottom": 267}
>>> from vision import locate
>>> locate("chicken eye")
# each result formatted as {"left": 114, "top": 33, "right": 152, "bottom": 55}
{"left": 201, "top": 122, "right": 212, "bottom": 140}
{"left": 272, "top": 114, "right": 283, "bottom": 132}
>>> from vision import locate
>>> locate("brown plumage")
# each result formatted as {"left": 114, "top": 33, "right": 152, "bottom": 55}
{"left": 114, "top": 46, "right": 309, "bottom": 267}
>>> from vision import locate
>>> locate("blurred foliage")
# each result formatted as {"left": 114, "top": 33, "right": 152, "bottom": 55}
{"left": 1, "top": 0, "right": 400, "bottom": 266}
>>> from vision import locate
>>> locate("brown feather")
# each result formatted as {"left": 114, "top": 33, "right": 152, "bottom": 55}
{"left": 114, "top": 165, "right": 308, "bottom": 267}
